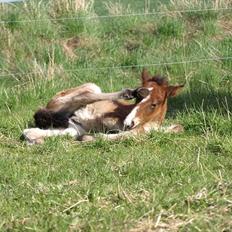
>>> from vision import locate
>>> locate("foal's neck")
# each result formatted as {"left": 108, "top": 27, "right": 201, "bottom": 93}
{"left": 102, "top": 101, "right": 136, "bottom": 122}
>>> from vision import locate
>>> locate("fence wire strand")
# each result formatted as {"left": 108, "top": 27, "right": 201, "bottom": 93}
{"left": 0, "top": 7, "right": 232, "bottom": 24}
{"left": 1, "top": 56, "right": 232, "bottom": 78}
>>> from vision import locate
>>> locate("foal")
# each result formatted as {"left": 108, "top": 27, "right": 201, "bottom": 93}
{"left": 23, "top": 69, "right": 184, "bottom": 144}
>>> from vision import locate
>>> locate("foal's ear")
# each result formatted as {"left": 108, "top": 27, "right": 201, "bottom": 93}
{"left": 167, "top": 84, "right": 184, "bottom": 97}
{"left": 136, "top": 87, "right": 150, "bottom": 98}
{"left": 141, "top": 68, "right": 152, "bottom": 85}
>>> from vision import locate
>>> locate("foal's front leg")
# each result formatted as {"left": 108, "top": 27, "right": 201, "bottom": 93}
{"left": 97, "top": 123, "right": 184, "bottom": 141}
{"left": 69, "top": 89, "right": 136, "bottom": 111}
{"left": 78, "top": 129, "right": 140, "bottom": 142}
{"left": 47, "top": 85, "right": 136, "bottom": 113}
{"left": 78, "top": 122, "right": 184, "bottom": 142}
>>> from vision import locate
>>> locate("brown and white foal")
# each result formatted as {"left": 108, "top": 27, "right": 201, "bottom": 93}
{"left": 22, "top": 69, "right": 184, "bottom": 144}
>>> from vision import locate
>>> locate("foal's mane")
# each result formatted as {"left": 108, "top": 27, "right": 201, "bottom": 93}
{"left": 148, "top": 75, "right": 168, "bottom": 86}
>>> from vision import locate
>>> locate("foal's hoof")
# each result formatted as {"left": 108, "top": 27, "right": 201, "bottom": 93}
{"left": 77, "top": 134, "right": 95, "bottom": 142}
{"left": 167, "top": 124, "right": 184, "bottom": 133}
{"left": 21, "top": 128, "right": 45, "bottom": 145}
{"left": 120, "top": 88, "right": 136, "bottom": 100}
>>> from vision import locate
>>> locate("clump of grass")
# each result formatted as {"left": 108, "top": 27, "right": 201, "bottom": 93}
{"left": 156, "top": 17, "right": 184, "bottom": 38}
{"left": 2, "top": 12, "right": 22, "bottom": 32}
{"left": 206, "top": 137, "right": 229, "bottom": 156}
{"left": 200, "top": 19, "right": 220, "bottom": 36}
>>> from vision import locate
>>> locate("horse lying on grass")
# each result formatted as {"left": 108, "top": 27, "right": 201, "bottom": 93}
{"left": 22, "top": 69, "right": 184, "bottom": 144}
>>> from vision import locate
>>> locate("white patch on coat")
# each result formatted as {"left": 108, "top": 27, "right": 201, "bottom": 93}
{"left": 123, "top": 105, "right": 139, "bottom": 128}
{"left": 23, "top": 127, "right": 79, "bottom": 144}
{"left": 123, "top": 94, "right": 151, "bottom": 128}
{"left": 86, "top": 83, "right": 102, "bottom": 94}
{"left": 23, "top": 128, "right": 45, "bottom": 141}
{"left": 72, "top": 105, "right": 96, "bottom": 123}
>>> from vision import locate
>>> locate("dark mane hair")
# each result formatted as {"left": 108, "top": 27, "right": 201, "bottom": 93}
{"left": 34, "top": 108, "right": 70, "bottom": 129}
{"left": 149, "top": 75, "right": 169, "bottom": 86}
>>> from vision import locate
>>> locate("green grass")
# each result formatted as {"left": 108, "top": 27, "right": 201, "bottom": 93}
{"left": 0, "top": 0, "right": 232, "bottom": 231}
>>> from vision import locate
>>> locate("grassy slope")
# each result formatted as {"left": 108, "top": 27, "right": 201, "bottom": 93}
{"left": 0, "top": 0, "right": 232, "bottom": 231}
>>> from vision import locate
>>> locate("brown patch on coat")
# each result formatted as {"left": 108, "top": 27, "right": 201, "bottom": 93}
{"left": 103, "top": 101, "right": 136, "bottom": 122}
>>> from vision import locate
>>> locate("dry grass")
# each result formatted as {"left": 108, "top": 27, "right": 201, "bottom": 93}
{"left": 129, "top": 214, "right": 192, "bottom": 232}
{"left": 169, "top": 0, "right": 232, "bottom": 10}
{"left": 31, "top": 57, "right": 65, "bottom": 81}
{"left": 50, "top": 0, "right": 94, "bottom": 17}
{"left": 59, "top": 0, "right": 94, "bottom": 12}
{"left": 218, "top": 17, "right": 232, "bottom": 36}
{"left": 104, "top": 1, "right": 132, "bottom": 15}
{"left": 157, "top": 0, "right": 232, "bottom": 19}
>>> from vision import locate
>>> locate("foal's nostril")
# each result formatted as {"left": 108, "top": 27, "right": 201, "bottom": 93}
{"left": 125, "top": 121, "right": 135, "bottom": 130}
{"left": 131, "top": 120, "right": 135, "bottom": 128}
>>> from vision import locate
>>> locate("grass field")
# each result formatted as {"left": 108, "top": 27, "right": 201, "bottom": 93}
{"left": 1, "top": 0, "right": 232, "bottom": 231}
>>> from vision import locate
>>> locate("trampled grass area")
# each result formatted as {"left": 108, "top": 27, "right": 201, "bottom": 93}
{"left": 0, "top": 0, "right": 232, "bottom": 231}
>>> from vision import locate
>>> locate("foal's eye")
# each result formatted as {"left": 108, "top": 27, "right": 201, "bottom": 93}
{"left": 151, "top": 103, "right": 157, "bottom": 109}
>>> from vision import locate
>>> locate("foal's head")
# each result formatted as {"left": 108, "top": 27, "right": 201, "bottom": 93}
{"left": 124, "top": 69, "right": 184, "bottom": 129}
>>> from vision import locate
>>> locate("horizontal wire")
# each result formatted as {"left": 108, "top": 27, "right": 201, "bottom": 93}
{"left": 0, "top": 7, "right": 232, "bottom": 24}
{"left": 1, "top": 56, "right": 232, "bottom": 78}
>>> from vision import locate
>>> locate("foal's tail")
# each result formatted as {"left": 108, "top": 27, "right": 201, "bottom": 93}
{"left": 34, "top": 108, "right": 69, "bottom": 129}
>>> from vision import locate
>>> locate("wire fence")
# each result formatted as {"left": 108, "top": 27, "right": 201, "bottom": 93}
{"left": 0, "top": 7, "right": 232, "bottom": 79}
{"left": 0, "top": 7, "right": 232, "bottom": 24}
{"left": 1, "top": 56, "right": 232, "bottom": 78}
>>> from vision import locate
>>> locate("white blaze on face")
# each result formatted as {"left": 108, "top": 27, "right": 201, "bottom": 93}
{"left": 124, "top": 94, "right": 151, "bottom": 129}
{"left": 123, "top": 105, "right": 139, "bottom": 129}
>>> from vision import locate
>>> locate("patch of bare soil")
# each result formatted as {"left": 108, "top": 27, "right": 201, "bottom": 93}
{"left": 61, "top": 36, "right": 98, "bottom": 59}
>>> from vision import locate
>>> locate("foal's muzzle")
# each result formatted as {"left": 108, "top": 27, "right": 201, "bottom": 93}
{"left": 124, "top": 120, "right": 135, "bottom": 130}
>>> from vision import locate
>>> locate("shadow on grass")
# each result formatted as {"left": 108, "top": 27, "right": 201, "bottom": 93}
{"left": 168, "top": 89, "right": 232, "bottom": 116}
{"left": 166, "top": 89, "right": 232, "bottom": 135}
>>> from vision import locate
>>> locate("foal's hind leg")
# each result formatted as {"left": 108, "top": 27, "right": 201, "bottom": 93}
{"left": 22, "top": 121, "right": 86, "bottom": 145}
